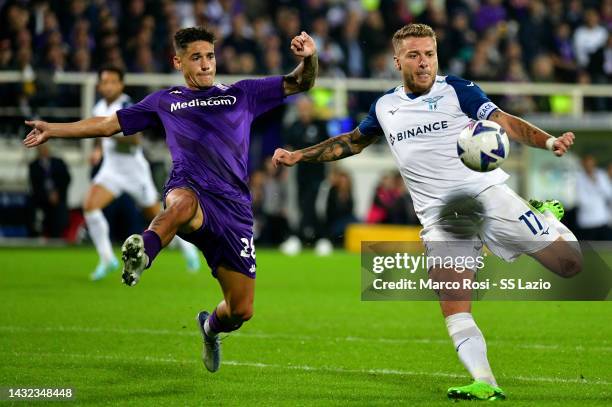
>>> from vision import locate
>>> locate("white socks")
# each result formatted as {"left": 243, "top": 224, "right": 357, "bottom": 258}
{"left": 445, "top": 312, "right": 497, "bottom": 386}
{"left": 204, "top": 317, "right": 217, "bottom": 338}
{"left": 84, "top": 209, "right": 115, "bottom": 264}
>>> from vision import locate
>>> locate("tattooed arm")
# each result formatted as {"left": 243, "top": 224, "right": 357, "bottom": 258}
{"left": 283, "top": 31, "right": 318, "bottom": 96}
{"left": 488, "top": 110, "right": 575, "bottom": 157}
{"left": 272, "top": 128, "right": 379, "bottom": 166}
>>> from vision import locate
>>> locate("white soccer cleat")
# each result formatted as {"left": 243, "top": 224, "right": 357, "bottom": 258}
{"left": 121, "top": 234, "right": 148, "bottom": 287}
{"left": 314, "top": 238, "right": 333, "bottom": 256}
{"left": 89, "top": 257, "right": 120, "bottom": 281}
{"left": 279, "top": 235, "right": 302, "bottom": 256}
{"left": 196, "top": 311, "right": 221, "bottom": 372}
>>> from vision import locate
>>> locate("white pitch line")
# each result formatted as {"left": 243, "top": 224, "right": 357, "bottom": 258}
{"left": 4, "top": 351, "right": 611, "bottom": 386}
{"left": 1, "top": 325, "right": 611, "bottom": 353}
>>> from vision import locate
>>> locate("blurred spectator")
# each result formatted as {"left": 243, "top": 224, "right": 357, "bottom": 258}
{"left": 223, "top": 13, "right": 257, "bottom": 56}
{"left": 551, "top": 22, "right": 578, "bottom": 82}
{"left": 338, "top": 11, "right": 364, "bottom": 78}
{"left": 517, "top": 0, "right": 553, "bottom": 67}
{"left": 603, "top": 36, "right": 612, "bottom": 80}
{"left": 366, "top": 172, "right": 417, "bottom": 225}
{"left": 70, "top": 47, "right": 91, "bottom": 72}
{"left": 325, "top": 169, "right": 357, "bottom": 245}
{"left": 28, "top": 144, "right": 71, "bottom": 238}
{"left": 575, "top": 155, "right": 612, "bottom": 241}
{"left": 603, "top": 0, "right": 612, "bottom": 31}
{"left": 530, "top": 54, "right": 555, "bottom": 111}
{"left": 259, "top": 157, "right": 290, "bottom": 245}
{"left": 573, "top": 8, "right": 608, "bottom": 69}
{"left": 283, "top": 95, "right": 328, "bottom": 244}
{"left": 474, "top": 0, "right": 506, "bottom": 34}
{"left": 0, "top": 38, "right": 13, "bottom": 70}
{"left": 359, "top": 10, "right": 388, "bottom": 76}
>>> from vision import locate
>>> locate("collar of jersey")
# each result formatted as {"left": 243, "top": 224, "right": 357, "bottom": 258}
{"left": 395, "top": 85, "right": 433, "bottom": 101}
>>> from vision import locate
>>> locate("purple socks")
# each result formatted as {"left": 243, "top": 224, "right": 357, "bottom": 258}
{"left": 208, "top": 309, "right": 243, "bottom": 334}
{"left": 142, "top": 230, "right": 162, "bottom": 268}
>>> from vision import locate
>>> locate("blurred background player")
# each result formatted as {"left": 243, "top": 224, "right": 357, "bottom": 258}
{"left": 273, "top": 23, "right": 582, "bottom": 401}
{"left": 84, "top": 65, "right": 200, "bottom": 281}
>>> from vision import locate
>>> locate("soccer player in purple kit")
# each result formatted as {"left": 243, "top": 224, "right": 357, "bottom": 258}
{"left": 23, "top": 26, "right": 318, "bottom": 373}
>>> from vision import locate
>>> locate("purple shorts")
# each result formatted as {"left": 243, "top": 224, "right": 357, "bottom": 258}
{"left": 164, "top": 184, "right": 256, "bottom": 279}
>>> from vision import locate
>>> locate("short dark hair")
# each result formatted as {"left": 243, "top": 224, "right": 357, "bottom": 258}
{"left": 174, "top": 26, "right": 216, "bottom": 53}
{"left": 98, "top": 65, "right": 124, "bottom": 82}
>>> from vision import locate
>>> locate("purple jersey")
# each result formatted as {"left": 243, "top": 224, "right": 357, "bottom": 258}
{"left": 116, "top": 76, "right": 285, "bottom": 204}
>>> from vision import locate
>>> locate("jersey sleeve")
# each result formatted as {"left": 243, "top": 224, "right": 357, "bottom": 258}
{"left": 116, "top": 91, "right": 161, "bottom": 135}
{"left": 234, "top": 76, "right": 285, "bottom": 118}
{"left": 357, "top": 100, "right": 382, "bottom": 137}
{"left": 446, "top": 75, "right": 498, "bottom": 120}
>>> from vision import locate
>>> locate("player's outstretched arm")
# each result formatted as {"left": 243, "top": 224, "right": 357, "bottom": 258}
{"left": 273, "top": 127, "right": 378, "bottom": 167}
{"left": 23, "top": 114, "right": 121, "bottom": 148}
{"left": 489, "top": 110, "right": 574, "bottom": 157}
{"left": 283, "top": 31, "right": 318, "bottom": 96}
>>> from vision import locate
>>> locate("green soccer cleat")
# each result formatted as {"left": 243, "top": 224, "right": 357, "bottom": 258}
{"left": 447, "top": 380, "right": 506, "bottom": 401}
{"left": 529, "top": 199, "right": 565, "bottom": 221}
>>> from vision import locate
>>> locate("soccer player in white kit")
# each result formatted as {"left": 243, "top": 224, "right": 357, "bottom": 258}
{"left": 273, "top": 24, "right": 582, "bottom": 400}
{"left": 85, "top": 66, "right": 200, "bottom": 280}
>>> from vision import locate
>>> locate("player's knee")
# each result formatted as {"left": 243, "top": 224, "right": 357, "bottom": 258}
{"left": 166, "top": 194, "right": 198, "bottom": 222}
{"left": 559, "top": 253, "right": 582, "bottom": 278}
{"left": 83, "top": 199, "right": 98, "bottom": 212}
{"left": 229, "top": 303, "right": 254, "bottom": 322}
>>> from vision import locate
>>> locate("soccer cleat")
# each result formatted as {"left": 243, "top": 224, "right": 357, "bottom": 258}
{"left": 196, "top": 311, "right": 221, "bottom": 372}
{"left": 447, "top": 380, "right": 506, "bottom": 401}
{"left": 121, "top": 234, "right": 148, "bottom": 287}
{"left": 89, "top": 257, "right": 120, "bottom": 281}
{"left": 529, "top": 199, "right": 565, "bottom": 221}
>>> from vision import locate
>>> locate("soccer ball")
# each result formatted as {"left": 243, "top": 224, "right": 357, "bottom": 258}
{"left": 457, "top": 119, "right": 509, "bottom": 172}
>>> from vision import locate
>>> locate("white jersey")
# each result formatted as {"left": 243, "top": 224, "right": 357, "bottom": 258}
{"left": 91, "top": 93, "right": 158, "bottom": 207}
{"left": 92, "top": 93, "right": 145, "bottom": 166}
{"left": 358, "top": 75, "right": 509, "bottom": 225}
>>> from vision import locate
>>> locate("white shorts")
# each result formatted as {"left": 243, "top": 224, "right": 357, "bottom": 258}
{"left": 421, "top": 184, "right": 560, "bottom": 264}
{"left": 93, "top": 155, "right": 159, "bottom": 208}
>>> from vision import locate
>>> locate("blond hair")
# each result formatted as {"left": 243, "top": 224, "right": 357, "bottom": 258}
{"left": 392, "top": 24, "right": 436, "bottom": 51}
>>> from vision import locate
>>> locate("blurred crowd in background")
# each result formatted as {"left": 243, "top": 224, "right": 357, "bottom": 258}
{"left": 0, "top": 0, "right": 611, "bottom": 111}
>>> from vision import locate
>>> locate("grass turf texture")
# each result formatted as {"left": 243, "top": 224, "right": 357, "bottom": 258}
{"left": 0, "top": 247, "right": 610, "bottom": 406}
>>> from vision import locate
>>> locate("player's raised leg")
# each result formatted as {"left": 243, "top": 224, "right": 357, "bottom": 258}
{"left": 528, "top": 200, "right": 582, "bottom": 278}
{"left": 83, "top": 184, "right": 119, "bottom": 280}
{"left": 142, "top": 202, "right": 201, "bottom": 272}
{"left": 431, "top": 267, "right": 506, "bottom": 401}
{"left": 122, "top": 188, "right": 204, "bottom": 286}
{"left": 197, "top": 264, "right": 255, "bottom": 372}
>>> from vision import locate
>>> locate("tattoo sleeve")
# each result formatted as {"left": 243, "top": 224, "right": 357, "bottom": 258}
{"left": 283, "top": 53, "right": 319, "bottom": 95}
{"left": 489, "top": 110, "right": 552, "bottom": 149}
{"left": 299, "top": 128, "right": 378, "bottom": 163}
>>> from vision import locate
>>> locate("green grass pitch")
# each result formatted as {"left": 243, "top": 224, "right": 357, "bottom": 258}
{"left": 0, "top": 247, "right": 610, "bottom": 405}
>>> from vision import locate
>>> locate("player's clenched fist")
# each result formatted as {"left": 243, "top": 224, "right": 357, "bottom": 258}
{"left": 23, "top": 120, "right": 51, "bottom": 148}
{"left": 290, "top": 31, "right": 316, "bottom": 58}
{"left": 272, "top": 148, "right": 301, "bottom": 167}
{"left": 551, "top": 132, "right": 575, "bottom": 157}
